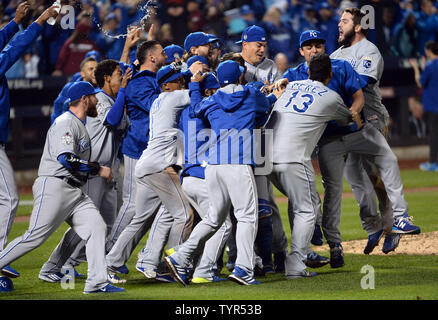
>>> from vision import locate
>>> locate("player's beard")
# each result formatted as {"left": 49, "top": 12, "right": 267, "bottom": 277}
{"left": 338, "top": 27, "right": 355, "bottom": 47}
{"left": 86, "top": 102, "right": 98, "bottom": 118}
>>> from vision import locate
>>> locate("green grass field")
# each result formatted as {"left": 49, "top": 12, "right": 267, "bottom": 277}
{"left": 1, "top": 168, "right": 438, "bottom": 301}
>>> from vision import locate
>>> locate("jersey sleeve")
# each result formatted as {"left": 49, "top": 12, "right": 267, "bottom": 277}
{"left": 355, "top": 48, "right": 382, "bottom": 81}
{"left": 342, "top": 60, "right": 366, "bottom": 95}
{"left": 331, "top": 94, "right": 352, "bottom": 126}
{"left": 51, "top": 119, "right": 80, "bottom": 157}
{"left": 420, "top": 62, "right": 432, "bottom": 88}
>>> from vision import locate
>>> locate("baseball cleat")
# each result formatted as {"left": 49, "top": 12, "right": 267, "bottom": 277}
{"left": 392, "top": 214, "right": 421, "bottom": 234}
{"left": 286, "top": 269, "right": 317, "bottom": 279}
{"left": 1, "top": 265, "right": 20, "bottom": 278}
{"left": 382, "top": 233, "right": 401, "bottom": 254}
{"left": 38, "top": 272, "right": 67, "bottom": 283}
{"left": 116, "top": 264, "right": 129, "bottom": 275}
{"left": 108, "top": 272, "right": 127, "bottom": 284}
{"left": 83, "top": 283, "right": 125, "bottom": 294}
{"left": 329, "top": 243, "right": 344, "bottom": 268}
{"left": 311, "top": 224, "right": 324, "bottom": 246}
{"left": 191, "top": 275, "right": 227, "bottom": 284}
{"left": 364, "top": 229, "right": 384, "bottom": 254}
{"left": 263, "top": 265, "right": 275, "bottom": 274}
{"left": 228, "top": 266, "right": 260, "bottom": 285}
{"left": 62, "top": 266, "right": 85, "bottom": 278}
{"left": 419, "top": 161, "right": 438, "bottom": 172}
{"left": 165, "top": 256, "right": 189, "bottom": 286}
{"left": 155, "top": 273, "right": 176, "bottom": 283}
{"left": 305, "top": 251, "right": 330, "bottom": 268}
{"left": 136, "top": 266, "right": 156, "bottom": 279}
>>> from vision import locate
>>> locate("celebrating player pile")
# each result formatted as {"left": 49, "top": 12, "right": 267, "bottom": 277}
{"left": 0, "top": 4, "right": 421, "bottom": 294}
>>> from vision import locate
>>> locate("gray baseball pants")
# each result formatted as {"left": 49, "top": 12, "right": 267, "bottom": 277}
{"left": 318, "top": 124, "right": 408, "bottom": 244}
{"left": 269, "top": 162, "right": 317, "bottom": 275}
{"left": 62, "top": 176, "right": 118, "bottom": 268}
{"left": 171, "top": 165, "right": 258, "bottom": 276}
{"left": 182, "top": 176, "right": 232, "bottom": 279}
{"left": 5, "top": 177, "right": 108, "bottom": 292}
{"left": 106, "top": 155, "right": 138, "bottom": 252}
{"left": 106, "top": 166, "right": 193, "bottom": 269}
{"left": 0, "top": 146, "right": 19, "bottom": 251}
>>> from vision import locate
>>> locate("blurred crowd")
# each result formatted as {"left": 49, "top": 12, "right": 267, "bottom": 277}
{"left": 2, "top": 0, "right": 438, "bottom": 79}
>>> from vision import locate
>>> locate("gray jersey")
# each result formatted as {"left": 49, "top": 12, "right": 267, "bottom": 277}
{"left": 266, "top": 79, "right": 352, "bottom": 164}
{"left": 330, "top": 38, "right": 389, "bottom": 128}
{"left": 38, "top": 111, "right": 91, "bottom": 182}
{"left": 86, "top": 91, "right": 128, "bottom": 168}
{"left": 244, "top": 57, "right": 281, "bottom": 84}
{"left": 135, "top": 89, "right": 191, "bottom": 178}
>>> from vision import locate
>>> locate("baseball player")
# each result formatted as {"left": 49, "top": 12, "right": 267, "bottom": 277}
{"left": 106, "top": 63, "right": 195, "bottom": 279}
{"left": 0, "top": 80, "right": 124, "bottom": 293}
{"left": 183, "top": 32, "right": 218, "bottom": 66}
{"left": 237, "top": 26, "right": 288, "bottom": 273}
{"left": 322, "top": 7, "right": 421, "bottom": 263}
{"left": 50, "top": 56, "right": 99, "bottom": 124}
{"left": 105, "top": 40, "right": 166, "bottom": 274}
{"left": 265, "top": 53, "right": 357, "bottom": 278}
{"left": 39, "top": 60, "right": 132, "bottom": 282}
{"left": 282, "top": 29, "right": 368, "bottom": 267}
{"left": 179, "top": 72, "right": 232, "bottom": 283}
{"left": 0, "top": 2, "right": 53, "bottom": 279}
{"left": 165, "top": 60, "right": 284, "bottom": 286}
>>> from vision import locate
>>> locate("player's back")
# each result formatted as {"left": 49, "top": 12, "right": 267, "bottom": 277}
{"left": 266, "top": 79, "right": 352, "bottom": 164}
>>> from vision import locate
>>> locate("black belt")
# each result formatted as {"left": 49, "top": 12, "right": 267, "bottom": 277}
{"left": 56, "top": 176, "right": 83, "bottom": 188}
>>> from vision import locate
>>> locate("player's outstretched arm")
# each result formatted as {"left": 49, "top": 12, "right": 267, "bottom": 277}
{"left": 35, "top": 4, "right": 60, "bottom": 26}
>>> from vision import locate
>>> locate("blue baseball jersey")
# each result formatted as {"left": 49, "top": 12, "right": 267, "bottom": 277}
{"left": 283, "top": 58, "right": 365, "bottom": 136}
{"left": 1, "top": 21, "right": 43, "bottom": 144}
{"left": 120, "top": 68, "right": 160, "bottom": 160}
{"left": 420, "top": 59, "right": 438, "bottom": 114}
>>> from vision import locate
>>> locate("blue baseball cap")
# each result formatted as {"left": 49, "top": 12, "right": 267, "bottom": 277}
{"left": 187, "top": 55, "right": 209, "bottom": 68}
{"left": 201, "top": 73, "right": 220, "bottom": 91}
{"left": 156, "top": 64, "right": 184, "bottom": 87}
{"left": 299, "top": 30, "right": 326, "bottom": 47}
{"left": 240, "top": 4, "right": 253, "bottom": 16}
{"left": 0, "top": 277, "right": 13, "bottom": 292}
{"left": 164, "top": 44, "right": 184, "bottom": 64}
{"left": 236, "top": 25, "right": 267, "bottom": 44}
{"left": 67, "top": 81, "right": 100, "bottom": 102}
{"left": 85, "top": 50, "right": 101, "bottom": 62}
{"left": 184, "top": 32, "right": 218, "bottom": 52}
{"left": 217, "top": 60, "right": 245, "bottom": 85}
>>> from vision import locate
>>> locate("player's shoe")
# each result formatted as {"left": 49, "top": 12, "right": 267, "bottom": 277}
{"left": 419, "top": 162, "right": 438, "bottom": 172}
{"left": 116, "top": 264, "right": 129, "bottom": 275}
{"left": 108, "top": 271, "right": 127, "bottom": 284}
{"left": 155, "top": 272, "right": 176, "bottom": 283}
{"left": 273, "top": 251, "right": 286, "bottom": 273}
{"left": 164, "top": 256, "right": 189, "bottom": 286}
{"left": 392, "top": 214, "right": 421, "bottom": 234}
{"left": 165, "top": 247, "right": 175, "bottom": 256}
{"left": 1, "top": 265, "right": 20, "bottom": 278}
{"left": 382, "top": 233, "right": 401, "bottom": 254}
{"left": 62, "top": 266, "right": 85, "bottom": 279}
{"left": 191, "top": 275, "right": 227, "bottom": 284}
{"left": 136, "top": 266, "right": 156, "bottom": 279}
{"left": 311, "top": 224, "right": 324, "bottom": 246}
{"left": 263, "top": 265, "right": 275, "bottom": 274}
{"left": 329, "top": 243, "right": 344, "bottom": 268}
{"left": 286, "top": 269, "right": 317, "bottom": 279}
{"left": 364, "top": 229, "right": 384, "bottom": 254}
{"left": 305, "top": 251, "right": 329, "bottom": 268}
{"left": 38, "top": 272, "right": 67, "bottom": 283}
{"left": 83, "top": 283, "right": 125, "bottom": 294}
{"left": 228, "top": 266, "right": 261, "bottom": 285}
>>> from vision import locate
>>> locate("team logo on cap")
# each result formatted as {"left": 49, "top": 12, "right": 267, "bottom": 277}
{"left": 309, "top": 31, "right": 317, "bottom": 37}
{"left": 244, "top": 34, "right": 248, "bottom": 40}
{"left": 61, "top": 132, "right": 73, "bottom": 145}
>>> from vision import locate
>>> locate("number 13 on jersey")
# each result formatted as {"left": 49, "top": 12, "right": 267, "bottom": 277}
{"left": 283, "top": 91, "right": 314, "bottom": 113}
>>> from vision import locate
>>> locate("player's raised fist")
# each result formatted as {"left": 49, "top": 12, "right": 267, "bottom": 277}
{"left": 121, "top": 68, "right": 133, "bottom": 88}
{"left": 13, "top": 1, "right": 30, "bottom": 24}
